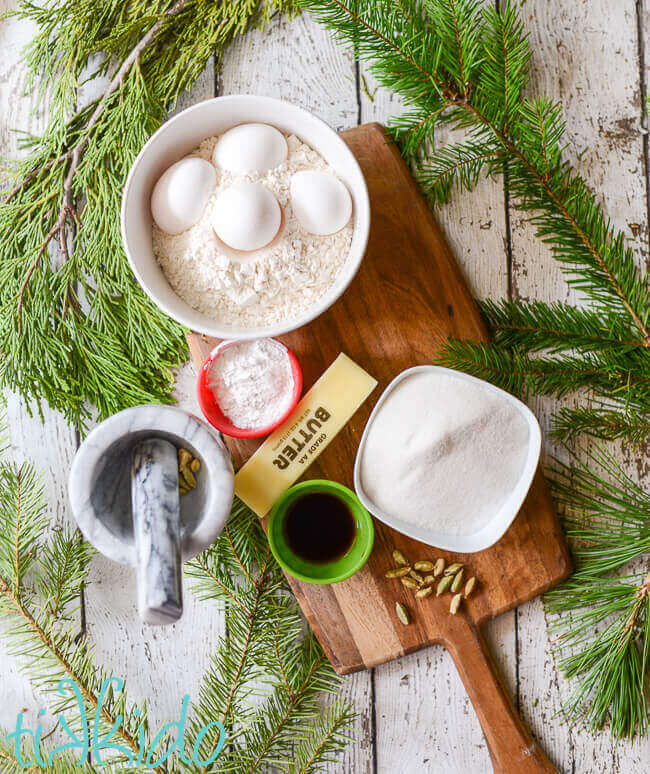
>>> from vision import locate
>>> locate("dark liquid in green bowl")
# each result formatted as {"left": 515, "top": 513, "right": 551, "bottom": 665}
{"left": 283, "top": 491, "right": 356, "bottom": 564}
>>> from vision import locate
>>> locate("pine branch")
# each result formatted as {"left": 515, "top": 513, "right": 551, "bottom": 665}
{"left": 416, "top": 136, "right": 501, "bottom": 205}
{"left": 479, "top": 299, "right": 647, "bottom": 354}
{"left": 0, "top": 738, "right": 99, "bottom": 773}
{"left": 185, "top": 501, "right": 353, "bottom": 773}
{"left": 0, "top": 459, "right": 144, "bottom": 765}
{"left": 552, "top": 406, "right": 650, "bottom": 445}
{"left": 287, "top": 699, "right": 356, "bottom": 773}
{"left": 225, "top": 639, "right": 345, "bottom": 773}
{"left": 548, "top": 449, "right": 650, "bottom": 578}
{"left": 544, "top": 450, "right": 650, "bottom": 737}
{"left": 435, "top": 338, "right": 650, "bottom": 409}
{"left": 301, "top": 0, "right": 650, "bottom": 343}
{"left": 0, "top": 456, "right": 354, "bottom": 770}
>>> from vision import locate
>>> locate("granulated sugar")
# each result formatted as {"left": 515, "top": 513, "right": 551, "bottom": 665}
{"left": 208, "top": 339, "right": 294, "bottom": 431}
{"left": 152, "top": 134, "right": 353, "bottom": 328}
{"left": 358, "top": 370, "right": 530, "bottom": 536}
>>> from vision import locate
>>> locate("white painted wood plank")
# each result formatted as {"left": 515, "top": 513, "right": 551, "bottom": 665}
{"left": 512, "top": 3, "right": 650, "bottom": 772}
{"left": 358, "top": 59, "right": 519, "bottom": 774}
{"left": 220, "top": 14, "right": 375, "bottom": 772}
{"left": 220, "top": 11, "right": 358, "bottom": 131}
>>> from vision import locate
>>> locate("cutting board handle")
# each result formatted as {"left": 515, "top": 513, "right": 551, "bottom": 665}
{"left": 445, "top": 617, "right": 558, "bottom": 774}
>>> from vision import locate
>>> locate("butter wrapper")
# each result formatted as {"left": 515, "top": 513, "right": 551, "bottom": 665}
{"left": 234, "top": 353, "right": 377, "bottom": 516}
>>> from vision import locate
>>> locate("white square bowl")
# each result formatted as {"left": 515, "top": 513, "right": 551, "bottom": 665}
{"left": 353, "top": 366, "right": 542, "bottom": 553}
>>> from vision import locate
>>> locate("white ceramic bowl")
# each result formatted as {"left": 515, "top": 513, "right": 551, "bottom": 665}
{"left": 121, "top": 95, "right": 370, "bottom": 338}
{"left": 353, "top": 366, "right": 542, "bottom": 553}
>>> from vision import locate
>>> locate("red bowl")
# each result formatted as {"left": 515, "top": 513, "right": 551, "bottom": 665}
{"left": 196, "top": 339, "right": 303, "bottom": 439}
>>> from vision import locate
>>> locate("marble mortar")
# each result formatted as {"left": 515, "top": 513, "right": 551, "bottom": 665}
{"left": 68, "top": 405, "right": 235, "bottom": 623}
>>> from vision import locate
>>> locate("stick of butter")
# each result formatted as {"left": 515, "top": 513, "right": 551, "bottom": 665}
{"left": 234, "top": 353, "right": 377, "bottom": 517}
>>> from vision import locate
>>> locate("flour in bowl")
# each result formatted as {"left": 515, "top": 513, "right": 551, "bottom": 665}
{"left": 152, "top": 133, "right": 353, "bottom": 328}
{"left": 357, "top": 370, "right": 531, "bottom": 536}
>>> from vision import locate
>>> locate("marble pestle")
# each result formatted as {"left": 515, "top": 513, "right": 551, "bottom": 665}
{"left": 131, "top": 439, "right": 183, "bottom": 625}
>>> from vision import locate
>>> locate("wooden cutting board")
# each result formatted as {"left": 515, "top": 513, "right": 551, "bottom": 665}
{"left": 188, "top": 123, "right": 571, "bottom": 774}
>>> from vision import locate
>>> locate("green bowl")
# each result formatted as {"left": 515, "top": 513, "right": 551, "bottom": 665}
{"left": 268, "top": 480, "right": 375, "bottom": 584}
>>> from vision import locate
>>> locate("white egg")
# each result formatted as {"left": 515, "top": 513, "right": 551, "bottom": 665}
{"left": 290, "top": 171, "right": 352, "bottom": 235}
{"left": 212, "top": 182, "right": 282, "bottom": 252}
{"left": 213, "top": 124, "right": 288, "bottom": 175}
{"left": 151, "top": 157, "right": 216, "bottom": 235}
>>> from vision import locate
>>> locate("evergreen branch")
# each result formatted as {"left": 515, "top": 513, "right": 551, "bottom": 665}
{"left": 435, "top": 339, "right": 650, "bottom": 408}
{"left": 544, "top": 450, "right": 650, "bottom": 737}
{"left": 0, "top": 578, "right": 140, "bottom": 758}
{"left": 549, "top": 575, "right": 650, "bottom": 738}
{"left": 548, "top": 449, "right": 650, "bottom": 577}
{"left": 479, "top": 299, "right": 647, "bottom": 353}
{"left": 186, "top": 500, "right": 354, "bottom": 773}
{"left": 16, "top": 0, "right": 190, "bottom": 324}
{"left": 299, "top": 0, "right": 650, "bottom": 343}
{"left": 0, "top": 458, "right": 144, "bottom": 765}
{"left": 287, "top": 700, "right": 356, "bottom": 773}
{"left": 416, "top": 137, "right": 500, "bottom": 205}
{"left": 0, "top": 738, "right": 99, "bottom": 773}
{"left": 1, "top": 0, "right": 291, "bottom": 428}
{"left": 552, "top": 406, "right": 650, "bottom": 445}
{"left": 0, "top": 455, "right": 353, "bottom": 771}
{"left": 474, "top": 1, "right": 530, "bottom": 131}
{"left": 233, "top": 645, "right": 339, "bottom": 773}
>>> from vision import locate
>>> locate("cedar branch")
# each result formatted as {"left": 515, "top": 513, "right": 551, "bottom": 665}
{"left": 15, "top": 0, "right": 191, "bottom": 322}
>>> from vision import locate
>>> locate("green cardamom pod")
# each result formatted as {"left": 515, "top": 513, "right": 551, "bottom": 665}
{"left": 395, "top": 602, "right": 410, "bottom": 625}
{"left": 449, "top": 593, "right": 463, "bottom": 615}
{"left": 444, "top": 562, "right": 463, "bottom": 576}
{"left": 451, "top": 568, "right": 464, "bottom": 593}
{"left": 464, "top": 576, "right": 477, "bottom": 597}
{"left": 393, "top": 549, "right": 409, "bottom": 566}
{"left": 385, "top": 566, "right": 411, "bottom": 578}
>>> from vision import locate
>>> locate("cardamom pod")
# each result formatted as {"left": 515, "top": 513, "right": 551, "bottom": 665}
{"left": 433, "top": 557, "right": 445, "bottom": 576}
{"left": 385, "top": 566, "right": 412, "bottom": 578}
{"left": 444, "top": 562, "right": 463, "bottom": 576}
{"left": 393, "top": 549, "right": 409, "bottom": 565}
{"left": 190, "top": 458, "right": 201, "bottom": 473}
{"left": 464, "top": 576, "right": 477, "bottom": 597}
{"left": 450, "top": 568, "right": 464, "bottom": 593}
{"left": 395, "top": 602, "right": 410, "bottom": 625}
{"left": 436, "top": 575, "right": 453, "bottom": 596}
{"left": 414, "top": 560, "right": 434, "bottom": 572}
{"left": 449, "top": 593, "right": 462, "bottom": 615}
{"left": 408, "top": 569, "right": 424, "bottom": 584}
{"left": 416, "top": 586, "right": 433, "bottom": 599}
{"left": 401, "top": 576, "right": 419, "bottom": 589}
{"left": 422, "top": 575, "right": 435, "bottom": 586}
{"left": 178, "top": 448, "right": 197, "bottom": 488}
{"left": 178, "top": 448, "right": 193, "bottom": 466}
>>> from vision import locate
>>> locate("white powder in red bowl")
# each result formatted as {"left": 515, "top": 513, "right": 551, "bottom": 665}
{"left": 208, "top": 339, "right": 294, "bottom": 431}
